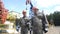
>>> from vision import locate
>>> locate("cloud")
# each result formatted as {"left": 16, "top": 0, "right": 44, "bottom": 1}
{"left": 32, "top": 0, "right": 60, "bottom": 8}
{"left": 53, "top": 6, "right": 60, "bottom": 11}
{"left": 43, "top": 9, "right": 51, "bottom": 15}
{"left": 44, "top": 6, "right": 60, "bottom": 15}
{"left": 31, "top": 0, "right": 60, "bottom": 15}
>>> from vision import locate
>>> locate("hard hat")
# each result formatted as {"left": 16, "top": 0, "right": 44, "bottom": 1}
{"left": 32, "top": 7, "right": 39, "bottom": 10}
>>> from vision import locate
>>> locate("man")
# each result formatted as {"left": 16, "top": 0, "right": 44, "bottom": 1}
{"left": 31, "top": 7, "right": 48, "bottom": 34}
{"left": 19, "top": 10, "right": 29, "bottom": 34}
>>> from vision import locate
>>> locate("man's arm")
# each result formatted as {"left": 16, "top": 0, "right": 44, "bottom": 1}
{"left": 42, "top": 14, "right": 49, "bottom": 33}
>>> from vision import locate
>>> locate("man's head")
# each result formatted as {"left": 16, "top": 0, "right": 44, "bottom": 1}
{"left": 22, "top": 10, "right": 26, "bottom": 16}
{"left": 32, "top": 7, "right": 39, "bottom": 14}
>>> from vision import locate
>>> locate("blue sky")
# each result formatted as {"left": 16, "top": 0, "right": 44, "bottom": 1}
{"left": 3, "top": 0, "right": 26, "bottom": 12}
{"left": 3, "top": 0, "right": 60, "bottom": 15}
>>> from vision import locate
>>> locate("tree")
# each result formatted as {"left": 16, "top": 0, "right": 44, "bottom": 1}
{"left": 7, "top": 11, "right": 17, "bottom": 23}
{"left": 53, "top": 11, "right": 60, "bottom": 26}
{"left": 46, "top": 11, "right": 60, "bottom": 26}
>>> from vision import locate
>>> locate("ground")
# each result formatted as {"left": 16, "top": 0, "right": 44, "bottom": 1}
{"left": 0, "top": 25, "right": 60, "bottom": 34}
{"left": 3, "top": 20, "right": 60, "bottom": 34}
{"left": 19, "top": 25, "right": 60, "bottom": 34}
{"left": 46, "top": 26, "right": 60, "bottom": 34}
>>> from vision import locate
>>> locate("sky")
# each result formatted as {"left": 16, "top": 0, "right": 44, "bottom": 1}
{"left": 3, "top": 0, "right": 60, "bottom": 15}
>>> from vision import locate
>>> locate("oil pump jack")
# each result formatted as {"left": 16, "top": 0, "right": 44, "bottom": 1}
{"left": 0, "top": 0, "right": 8, "bottom": 24}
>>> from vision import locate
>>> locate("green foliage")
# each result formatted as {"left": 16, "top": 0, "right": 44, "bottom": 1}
{"left": 46, "top": 11, "right": 60, "bottom": 26}
{"left": 0, "top": 24, "right": 8, "bottom": 29}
